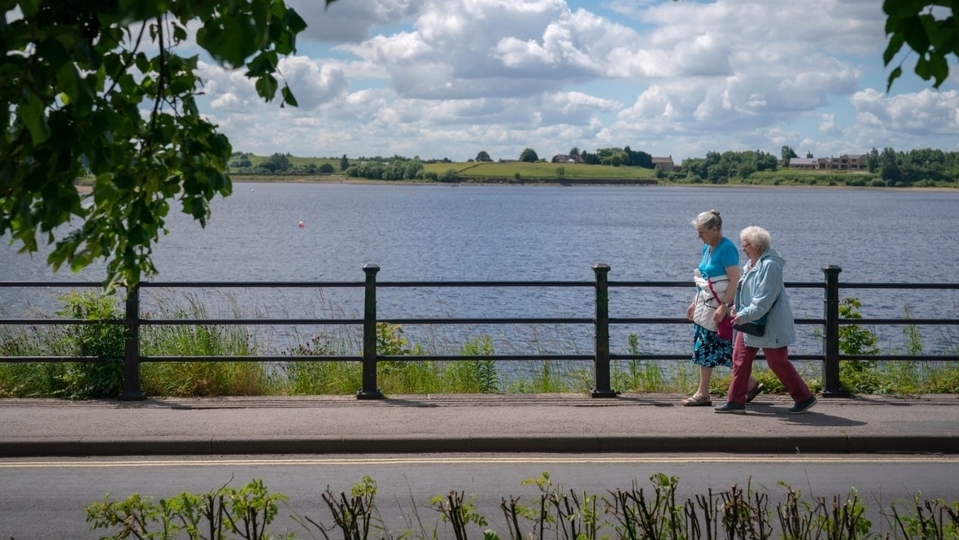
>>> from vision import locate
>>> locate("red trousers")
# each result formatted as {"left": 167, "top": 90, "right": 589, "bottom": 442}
{"left": 728, "top": 332, "right": 813, "bottom": 406}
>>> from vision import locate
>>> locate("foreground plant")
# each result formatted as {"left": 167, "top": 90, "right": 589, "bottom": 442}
{"left": 86, "top": 479, "right": 288, "bottom": 539}
{"left": 84, "top": 474, "right": 959, "bottom": 539}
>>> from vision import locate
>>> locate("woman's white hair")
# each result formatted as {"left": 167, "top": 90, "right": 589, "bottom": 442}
{"left": 740, "top": 226, "right": 772, "bottom": 253}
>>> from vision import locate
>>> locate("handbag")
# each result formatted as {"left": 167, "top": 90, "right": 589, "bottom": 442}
{"left": 733, "top": 320, "right": 766, "bottom": 337}
{"left": 732, "top": 286, "right": 781, "bottom": 337}
{"left": 705, "top": 277, "right": 734, "bottom": 340}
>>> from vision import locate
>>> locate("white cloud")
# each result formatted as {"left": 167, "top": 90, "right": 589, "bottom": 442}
{"left": 277, "top": 57, "right": 349, "bottom": 109}
{"left": 192, "top": 0, "right": 957, "bottom": 160}
{"left": 847, "top": 89, "right": 959, "bottom": 150}
{"left": 290, "top": 0, "right": 417, "bottom": 42}
{"left": 819, "top": 113, "right": 839, "bottom": 135}
{"left": 851, "top": 89, "right": 959, "bottom": 135}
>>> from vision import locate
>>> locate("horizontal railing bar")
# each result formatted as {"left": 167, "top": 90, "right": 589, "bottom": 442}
{"left": 610, "top": 354, "right": 827, "bottom": 361}
{"left": 141, "top": 282, "right": 364, "bottom": 288}
{"left": 143, "top": 355, "right": 362, "bottom": 363}
{"left": 838, "top": 283, "right": 959, "bottom": 290}
{"left": 141, "top": 319, "right": 363, "bottom": 326}
{"left": 610, "top": 317, "right": 693, "bottom": 324}
{"left": 0, "top": 356, "right": 108, "bottom": 363}
{"left": 378, "top": 281, "right": 595, "bottom": 288}
{"left": 379, "top": 354, "right": 595, "bottom": 361}
{"left": 0, "top": 319, "right": 125, "bottom": 325}
{"left": 139, "top": 318, "right": 593, "bottom": 326}
{"left": 841, "top": 319, "right": 959, "bottom": 325}
{"left": 840, "top": 355, "right": 959, "bottom": 361}
{"left": 379, "top": 318, "right": 593, "bottom": 325}
{"left": 0, "top": 282, "right": 103, "bottom": 287}
{"left": 140, "top": 354, "right": 597, "bottom": 362}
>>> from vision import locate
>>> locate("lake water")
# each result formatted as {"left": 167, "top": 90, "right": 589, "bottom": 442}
{"left": 2, "top": 183, "right": 958, "bottom": 372}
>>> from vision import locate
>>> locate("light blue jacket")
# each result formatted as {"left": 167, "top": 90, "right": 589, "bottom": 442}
{"left": 734, "top": 247, "right": 796, "bottom": 348}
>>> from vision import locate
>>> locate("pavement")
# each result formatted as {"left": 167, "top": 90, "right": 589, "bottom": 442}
{"left": 1, "top": 393, "right": 958, "bottom": 457}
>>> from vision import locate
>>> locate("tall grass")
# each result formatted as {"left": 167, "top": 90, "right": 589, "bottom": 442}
{"left": 139, "top": 293, "right": 274, "bottom": 396}
{"left": 2, "top": 292, "right": 959, "bottom": 397}
{"left": 283, "top": 324, "right": 505, "bottom": 395}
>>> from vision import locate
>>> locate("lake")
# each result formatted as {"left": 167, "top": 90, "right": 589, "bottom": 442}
{"left": 2, "top": 183, "right": 958, "bottom": 371}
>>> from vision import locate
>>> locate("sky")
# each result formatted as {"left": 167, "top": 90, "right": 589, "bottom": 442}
{"left": 194, "top": 0, "right": 959, "bottom": 163}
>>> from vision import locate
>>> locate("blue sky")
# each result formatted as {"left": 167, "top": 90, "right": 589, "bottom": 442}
{"left": 195, "top": 0, "right": 959, "bottom": 163}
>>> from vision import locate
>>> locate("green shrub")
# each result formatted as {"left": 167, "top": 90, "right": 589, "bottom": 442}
{"left": 445, "top": 335, "right": 500, "bottom": 392}
{"left": 55, "top": 291, "right": 125, "bottom": 399}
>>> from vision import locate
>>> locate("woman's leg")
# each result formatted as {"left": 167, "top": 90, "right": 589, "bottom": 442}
{"left": 727, "top": 332, "right": 758, "bottom": 405}
{"left": 696, "top": 366, "right": 712, "bottom": 397}
{"left": 762, "top": 346, "right": 813, "bottom": 403}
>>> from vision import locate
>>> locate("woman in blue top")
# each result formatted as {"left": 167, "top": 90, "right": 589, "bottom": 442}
{"left": 683, "top": 210, "right": 760, "bottom": 406}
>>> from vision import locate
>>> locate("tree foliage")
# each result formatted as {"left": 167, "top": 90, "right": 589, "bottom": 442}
{"left": 682, "top": 150, "right": 778, "bottom": 183}
{"left": 1, "top": 0, "right": 333, "bottom": 290}
{"left": 781, "top": 146, "right": 798, "bottom": 166}
{"left": 519, "top": 148, "right": 539, "bottom": 162}
{"left": 475, "top": 150, "right": 492, "bottom": 162}
{"left": 269, "top": 153, "right": 292, "bottom": 172}
{"left": 883, "top": 1, "right": 959, "bottom": 90}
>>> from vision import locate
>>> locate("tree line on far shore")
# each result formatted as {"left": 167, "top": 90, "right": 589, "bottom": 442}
{"left": 229, "top": 145, "right": 959, "bottom": 187}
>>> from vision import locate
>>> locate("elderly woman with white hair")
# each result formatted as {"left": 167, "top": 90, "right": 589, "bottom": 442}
{"left": 714, "top": 226, "right": 817, "bottom": 414}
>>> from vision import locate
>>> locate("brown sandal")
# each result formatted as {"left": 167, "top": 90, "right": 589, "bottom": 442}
{"left": 681, "top": 394, "right": 712, "bottom": 407}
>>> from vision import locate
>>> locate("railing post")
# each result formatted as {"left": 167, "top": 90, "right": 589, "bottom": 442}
{"left": 119, "top": 284, "right": 146, "bottom": 401}
{"left": 821, "top": 265, "right": 847, "bottom": 397}
{"left": 591, "top": 264, "right": 616, "bottom": 398}
{"left": 358, "top": 264, "right": 384, "bottom": 400}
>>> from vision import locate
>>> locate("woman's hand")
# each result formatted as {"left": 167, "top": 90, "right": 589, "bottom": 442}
{"left": 711, "top": 303, "right": 728, "bottom": 323}
{"left": 685, "top": 303, "right": 695, "bottom": 321}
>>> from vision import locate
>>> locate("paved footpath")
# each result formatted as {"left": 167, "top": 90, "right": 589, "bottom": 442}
{"left": 1, "top": 393, "right": 957, "bottom": 457}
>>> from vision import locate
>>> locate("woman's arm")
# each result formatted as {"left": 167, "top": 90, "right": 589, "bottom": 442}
{"left": 723, "top": 265, "right": 740, "bottom": 306}
{"left": 737, "top": 260, "right": 783, "bottom": 322}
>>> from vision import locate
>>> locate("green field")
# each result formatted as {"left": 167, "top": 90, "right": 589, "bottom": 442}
{"left": 423, "top": 161, "right": 658, "bottom": 181}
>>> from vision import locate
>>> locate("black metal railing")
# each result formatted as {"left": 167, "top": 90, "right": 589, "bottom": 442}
{"left": 2, "top": 265, "right": 958, "bottom": 400}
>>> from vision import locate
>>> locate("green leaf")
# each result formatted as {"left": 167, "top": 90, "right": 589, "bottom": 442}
{"left": 19, "top": 91, "right": 51, "bottom": 144}
{"left": 281, "top": 86, "right": 298, "bottom": 107}
{"left": 883, "top": 32, "right": 905, "bottom": 65}
{"left": 886, "top": 66, "right": 903, "bottom": 92}
{"left": 246, "top": 51, "right": 278, "bottom": 77}
{"left": 197, "top": 11, "right": 263, "bottom": 68}
{"left": 285, "top": 7, "right": 308, "bottom": 34}
{"left": 928, "top": 51, "right": 949, "bottom": 87}
{"left": 915, "top": 55, "right": 931, "bottom": 79}
{"left": 900, "top": 14, "right": 931, "bottom": 53}
{"left": 255, "top": 75, "right": 279, "bottom": 101}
